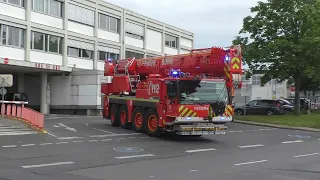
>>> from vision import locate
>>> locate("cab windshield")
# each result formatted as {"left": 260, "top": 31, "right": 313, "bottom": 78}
{"left": 179, "top": 80, "right": 227, "bottom": 105}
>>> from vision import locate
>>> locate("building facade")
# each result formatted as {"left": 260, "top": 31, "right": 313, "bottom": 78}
{"left": 0, "top": 0, "right": 194, "bottom": 115}
{"left": 234, "top": 74, "right": 289, "bottom": 105}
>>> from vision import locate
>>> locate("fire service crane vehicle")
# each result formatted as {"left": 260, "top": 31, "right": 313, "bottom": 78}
{"left": 100, "top": 45, "right": 242, "bottom": 137}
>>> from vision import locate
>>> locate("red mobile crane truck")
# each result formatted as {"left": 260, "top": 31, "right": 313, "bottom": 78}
{"left": 100, "top": 46, "right": 242, "bottom": 137}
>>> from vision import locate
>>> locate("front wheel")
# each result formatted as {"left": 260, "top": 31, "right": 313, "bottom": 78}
{"left": 110, "top": 104, "right": 119, "bottom": 127}
{"left": 144, "top": 108, "right": 160, "bottom": 137}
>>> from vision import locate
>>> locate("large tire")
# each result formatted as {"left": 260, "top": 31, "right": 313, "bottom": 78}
{"left": 144, "top": 108, "right": 160, "bottom": 137}
{"left": 119, "top": 105, "right": 131, "bottom": 129}
{"left": 132, "top": 107, "right": 145, "bottom": 132}
{"left": 110, "top": 104, "right": 119, "bottom": 127}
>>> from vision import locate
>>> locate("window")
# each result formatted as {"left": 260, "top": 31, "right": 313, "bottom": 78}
{"left": 165, "top": 34, "right": 178, "bottom": 48}
{"left": 146, "top": 54, "right": 157, "bottom": 58}
{"left": 68, "top": 47, "right": 93, "bottom": 59}
{"left": 252, "top": 75, "right": 261, "bottom": 85}
{"left": 32, "top": 0, "right": 62, "bottom": 17}
{"left": 125, "top": 51, "right": 144, "bottom": 59}
{"left": 248, "top": 100, "right": 258, "bottom": 106}
{"left": 125, "top": 21, "right": 144, "bottom": 40}
{"left": 0, "top": 24, "right": 24, "bottom": 48}
{"left": 98, "top": 13, "right": 120, "bottom": 33}
{"left": 0, "top": 0, "right": 24, "bottom": 7}
{"left": 31, "top": 31, "right": 62, "bottom": 54}
{"left": 69, "top": 4, "right": 94, "bottom": 26}
{"left": 99, "top": 51, "right": 119, "bottom": 61}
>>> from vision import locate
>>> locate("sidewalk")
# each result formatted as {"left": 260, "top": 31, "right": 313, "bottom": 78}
{"left": 0, "top": 115, "right": 39, "bottom": 136}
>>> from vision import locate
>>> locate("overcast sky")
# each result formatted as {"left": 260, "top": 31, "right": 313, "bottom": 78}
{"left": 105, "top": 0, "right": 259, "bottom": 48}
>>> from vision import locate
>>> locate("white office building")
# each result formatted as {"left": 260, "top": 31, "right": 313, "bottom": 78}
{"left": 0, "top": 0, "right": 194, "bottom": 115}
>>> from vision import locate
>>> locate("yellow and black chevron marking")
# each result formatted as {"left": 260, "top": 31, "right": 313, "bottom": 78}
{"left": 179, "top": 105, "right": 198, "bottom": 117}
{"left": 224, "top": 105, "right": 234, "bottom": 117}
{"left": 224, "top": 61, "right": 231, "bottom": 79}
{"left": 208, "top": 106, "right": 216, "bottom": 118}
{"left": 231, "top": 57, "right": 240, "bottom": 69}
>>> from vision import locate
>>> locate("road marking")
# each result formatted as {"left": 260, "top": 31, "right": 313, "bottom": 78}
{"left": 189, "top": 170, "right": 198, "bottom": 172}
{"left": 21, "top": 161, "right": 74, "bottom": 169}
{"left": 234, "top": 160, "right": 268, "bottom": 166}
{"left": 129, "top": 137, "right": 137, "bottom": 139}
{"left": 185, "top": 148, "right": 217, "bottom": 153}
{"left": 294, "top": 153, "right": 319, "bottom": 158}
{"left": 228, "top": 131, "right": 236, "bottom": 133}
{"left": 73, "top": 141, "right": 83, "bottom": 143}
{"left": 282, "top": 140, "right": 304, "bottom": 144}
{"left": 140, "top": 137, "right": 149, "bottom": 139}
{"left": 47, "top": 133, "right": 58, "bottom": 138}
{"left": 259, "top": 128, "right": 273, "bottom": 131}
{"left": 236, "top": 131, "right": 244, "bottom": 133}
{"left": 114, "top": 154, "right": 155, "bottom": 159}
{"left": 58, "top": 137, "right": 83, "bottom": 140}
{"left": 239, "top": 144, "right": 264, "bottom": 148}
{"left": 56, "top": 142, "right": 68, "bottom": 144}
{"left": 247, "top": 130, "right": 258, "bottom": 132}
{"left": 89, "top": 133, "right": 142, "bottom": 138}
{"left": 40, "top": 143, "right": 52, "bottom": 146}
{"left": 117, "top": 138, "right": 125, "bottom": 140}
{"left": 88, "top": 140, "right": 98, "bottom": 142}
{"left": 2, "top": 145, "right": 16, "bottom": 148}
{"left": 85, "top": 123, "right": 88, "bottom": 127}
{"left": 21, "top": 144, "right": 35, "bottom": 147}
{"left": 101, "top": 139, "right": 112, "bottom": 141}
{"left": 93, "top": 128, "right": 113, "bottom": 134}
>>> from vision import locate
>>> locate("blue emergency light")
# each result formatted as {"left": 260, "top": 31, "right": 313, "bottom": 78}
{"left": 170, "top": 69, "right": 181, "bottom": 78}
{"left": 225, "top": 55, "right": 230, "bottom": 61}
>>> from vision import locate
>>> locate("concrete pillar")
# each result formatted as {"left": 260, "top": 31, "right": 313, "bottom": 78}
{"left": 40, "top": 72, "right": 49, "bottom": 114}
{"left": 25, "top": 0, "right": 31, "bottom": 61}
{"left": 63, "top": 0, "right": 69, "bottom": 67}
{"left": 17, "top": 73, "right": 24, "bottom": 93}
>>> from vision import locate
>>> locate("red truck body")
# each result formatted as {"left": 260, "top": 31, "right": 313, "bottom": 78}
{"left": 101, "top": 46, "right": 242, "bottom": 137}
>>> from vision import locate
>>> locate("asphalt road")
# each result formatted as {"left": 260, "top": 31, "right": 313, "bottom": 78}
{"left": 0, "top": 114, "right": 319, "bottom": 180}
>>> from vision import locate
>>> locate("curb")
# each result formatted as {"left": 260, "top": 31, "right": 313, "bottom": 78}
{"left": 233, "top": 120, "right": 320, "bottom": 132}
{"left": 3, "top": 115, "right": 48, "bottom": 134}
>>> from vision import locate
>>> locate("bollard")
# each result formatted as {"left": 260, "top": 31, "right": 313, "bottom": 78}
{"left": 6, "top": 105, "right": 11, "bottom": 117}
{"left": 17, "top": 106, "right": 21, "bottom": 119}
{"left": 12, "top": 105, "right": 16, "bottom": 118}
{"left": 1, "top": 104, "right": 5, "bottom": 115}
{"left": 39, "top": 114, "right": 44, "bottom": 129}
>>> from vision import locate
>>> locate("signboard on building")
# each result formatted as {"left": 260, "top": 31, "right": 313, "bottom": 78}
{"left": 241, "top": 80, "right": 251, "bottom": 96}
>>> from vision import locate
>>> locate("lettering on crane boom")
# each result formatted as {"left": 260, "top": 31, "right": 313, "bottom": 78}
{"left": 162, "top": 57, "right": 173, "bottom": 65}
{"left": 148, "top": 81, "right": 160, "bottom": 95}
{"left": 139, "top": 59, "right": 157, "bottom": 67}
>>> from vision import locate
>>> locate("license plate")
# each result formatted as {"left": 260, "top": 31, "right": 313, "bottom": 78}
{"left": 195, "top": 123, "right": 214, "bottom": 127}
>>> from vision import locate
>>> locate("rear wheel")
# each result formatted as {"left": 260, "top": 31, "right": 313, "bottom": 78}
{"left": 110, "top": 104, "right": 119, "bottom": 127}
{"left": 119, "top": 105, "right": 131, "bottom": 129}
{"left": 132, "top": 107, "right": 145, "bottom": 132}
{"left": 144, "top": 108, "right": 160, "bottom": 137}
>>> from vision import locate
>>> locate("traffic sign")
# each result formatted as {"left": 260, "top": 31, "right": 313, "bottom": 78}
{"left": 241, "top": 81, "right": 251, "bottom": 96}
{"left": 0, "top": 74, "right": 13, "bottom": 87}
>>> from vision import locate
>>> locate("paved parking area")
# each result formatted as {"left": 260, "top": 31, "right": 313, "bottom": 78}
{"left": 0, "top": 115, "right": 319, "bottom": 180}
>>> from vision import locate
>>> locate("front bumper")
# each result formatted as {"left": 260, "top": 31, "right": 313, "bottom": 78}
{"left": 173, "top": 116, "right": 233, "bottom": 124}
{"left": 173, "top": 124, "right": 227, "bottom": 136}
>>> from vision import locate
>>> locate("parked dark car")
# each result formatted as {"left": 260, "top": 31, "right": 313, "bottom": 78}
{"left": 285, "top": 98, "right": 310, "bottom": 110}
{"left": 234, "top": 99, "right": 285, "bottom": 116}
{"left": 278, "top": 99, "right": 294, "bottom": 113}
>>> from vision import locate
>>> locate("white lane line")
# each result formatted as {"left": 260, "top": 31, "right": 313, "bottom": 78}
{"left": 21, "top": 161, "right": 74, "bottom": 169}
{"left": 88, "top": 140, "right": 98, "bottom": 142}
{"left": 234, "top": 160, "right": 268, "bottom": 166}
{"left": 40, "top": 143, "right": 53, "bottom": 146}
{"left": 47, "top": 133, "right": 58, "bottom": 138}
{"left": 239, "top": 144, "right": 264, "bottom": 149}
{"left": 101, "top": 139, "right": 112, "bottom": 141}
{"left": 236, "top": 131, "right": 244, "bottom": 133}
{"left": 117, "top": 138, "right": 125, "bottom": 140}
{"left": 294, "top": 153, "right": 319, "bottom": 158}
{"left": 73, "top": 141, "right": 83, "bottom": 143}
{"left": 282, "top": 140, "right": 304, "bottom": 144}
{"left": 247, "top": 130, "right": 258, "bottom": 132}
{"left": 56, "top": 142, "right": 68, "bottom": 144}
{"left": 2, "top": 145, "right": 17, "bottom": 148}
{"left": 129, "top": 137, "right": 138, "bottom": 139}
{"left": 185, "top": 148, "right": 217, "bottom": 153}
{"left": 114, "top": 154, "right": 155, "bottom": 159}
{"left": 189, "top": 169, "right": 198, "bottom": 172}
{"left": 21, "top": 144, "right": 35, "bottom": 147}
{"left": 89, "top": 133, "right": 142, "bottom": 138}
{"left": 93, "top": 128, "right": 113, "bottom": 134}
{"left": 228, "top": 131, "right": 236, "bottom": 133}
{"left": 58, "top": 137, "right": 83, "bottom": 140}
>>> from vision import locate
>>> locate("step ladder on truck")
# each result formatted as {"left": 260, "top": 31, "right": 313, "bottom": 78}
{"left": 100, "top": 45, "right": 243, "bottom": 137}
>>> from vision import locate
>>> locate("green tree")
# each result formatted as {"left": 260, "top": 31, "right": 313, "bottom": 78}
{"left": 234, "top": 0, "right": 320, "bottom": 115}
